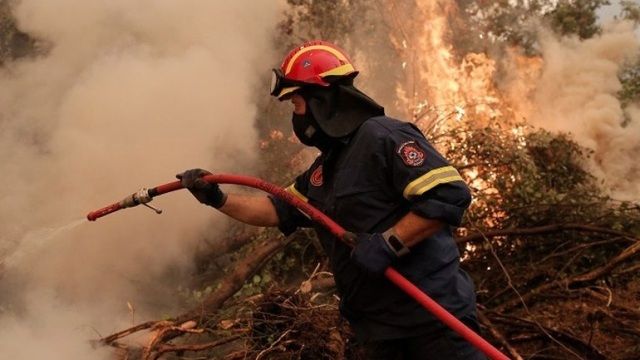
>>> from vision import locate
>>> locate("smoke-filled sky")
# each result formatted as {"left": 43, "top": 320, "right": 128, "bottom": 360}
{"left": 531, "top": 21, "right": 640, "bottom": 200}
{"left": 0, "top": 1, "right": 282, "bottom": 359}
{"left": 598, "top": 1, "right": 640, "bottom": 38}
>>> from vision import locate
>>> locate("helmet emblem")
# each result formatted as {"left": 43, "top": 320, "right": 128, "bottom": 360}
{"left": 302, "top": 59, "right": 312, "bottom": 68}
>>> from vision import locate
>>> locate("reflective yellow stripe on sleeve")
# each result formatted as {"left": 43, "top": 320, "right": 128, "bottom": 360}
{"left": 402, "top": 166, "right": 464, "bottom": 199}
{"left": 286, "top": 184, "right": 308, "bottom": 203}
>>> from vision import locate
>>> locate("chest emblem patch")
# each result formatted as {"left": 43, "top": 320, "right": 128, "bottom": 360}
{"left": 397, "top": 141, "right": 425, "bottom": 167}
{"left": 310, "top": 165, "right": 323, "bottom": 186}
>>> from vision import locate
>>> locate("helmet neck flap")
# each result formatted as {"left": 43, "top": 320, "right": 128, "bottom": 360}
{"left": 300, "top": 81, "right": 384, "bottom": 139}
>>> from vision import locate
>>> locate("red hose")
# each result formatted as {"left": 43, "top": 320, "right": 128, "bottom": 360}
{"left": 87, "top": 174, "right": 510, "bottom": 360}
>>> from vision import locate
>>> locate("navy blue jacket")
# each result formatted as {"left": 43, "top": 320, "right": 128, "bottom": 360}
{"left": 270, "top": 116, "right": 476, "bottom": 341}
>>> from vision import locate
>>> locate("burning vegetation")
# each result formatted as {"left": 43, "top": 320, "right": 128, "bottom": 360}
{"left": 2, "top": 0, "right": 640, "bottom": 359}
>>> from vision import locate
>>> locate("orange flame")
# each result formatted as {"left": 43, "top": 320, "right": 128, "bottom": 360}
{"left": 391, "top": 1, "right": 543, "bottom": 134}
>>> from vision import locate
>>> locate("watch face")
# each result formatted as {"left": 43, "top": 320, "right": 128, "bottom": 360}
{"left": 388, "top": 235, "right": 404, "bottom": 251}
{"left": 385, "top": 234, "right": 410, "bottom": 256}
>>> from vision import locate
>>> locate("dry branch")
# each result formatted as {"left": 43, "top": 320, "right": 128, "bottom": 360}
{"left": 100, "top": 321, "right": 158, "bottom": 345}
{"left": 100, "top": 235, "right": 291, "bottom": 358}
{"left": 247, "top": 290, "right": 349, "bottom": 359}
{"left": 179, "top": 236, "right": 291, "bottom": 323}
{"left": 457, "top": 223, "right": 639, "bottom": 245}
{"left": 307, "top": 276, "right": 336, "bottom": 292}
{"left": 488, "top": 312, "right": 607, "bottom": 359}
{"left": 192, "top": 227, "right": 262, "bottom": 288}
{"left": 496, "top": 241, "right": 640, "bottom": 312}
{"left": 572, "top": 241, "right": 640, "bottom": 283}
{"left": 582, "top": 288, "right": 640, "bottom": 318}
{"left": 477, "top": 311, "right": 523, "bottom": 360}
{"left": 152, "top": 333, "right": 244, "bottom": 359}
{"left": 98, "top": 220, "right": 640, "bottom": 359}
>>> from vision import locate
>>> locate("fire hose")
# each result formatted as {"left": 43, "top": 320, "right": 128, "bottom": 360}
{"left": 87, "top": 174, "right": 510, "bottom": 360}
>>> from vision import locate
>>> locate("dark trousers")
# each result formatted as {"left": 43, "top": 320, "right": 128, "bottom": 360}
{"left": 361, "top": 315, "right": 488, "bottom": 360}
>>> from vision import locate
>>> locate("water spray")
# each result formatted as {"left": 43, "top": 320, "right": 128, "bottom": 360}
{"left": 87, "top": 174, "right": 510, "bottom": 360}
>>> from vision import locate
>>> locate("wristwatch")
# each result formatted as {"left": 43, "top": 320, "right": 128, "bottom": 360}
{"left": 382, "top": 229, "right": 410, "bottom": 257}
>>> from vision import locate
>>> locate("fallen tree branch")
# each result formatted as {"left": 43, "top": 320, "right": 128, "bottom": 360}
{"left": 496, "top": 241, "right": 640, "bottom": 312}
{"left": 152, "top": 333, "right": 244, "bottom": 359}
{"left": 477, "top": 311, "right": 523, "bottom": 360}
{"left": 191, "top": 227, "right": 266, "bottom": 288}
{"left": 474, "top": 225, "right": 587, "bottom": 359}
{"left": 179, "top": 236, "right": 292, "bottom": 323}
{"left": 540, "top": 238, "right": 625, "bottom": 263}
{"left": 255, "top": 329, "right": 294, "bottom": 360}
{"left": 598, "top": 311, "right": 640, "bottom": 338}
{"left": 614, "top": 262, "right": 640, "bottom": 275}
{"left": 305, "top": 276, "right": 336, "bottom": 293}
{"left": 143, "top": 321, "right": 204, "bottom": 360}
{"left": 582, "top": 288, "right": 640, "bottom": 318}
{"left": 100, "top": 320, "right": 158, "bottom": 345}
{"left": 487, "top": 312, "right": 607, "bottom": 359}
{"left": 100, "top": 235, "right": 291, "bottom": 356}
{"left": 572, "top": 241, "right": 640, "bottom": 283}
{"left": 296, "top": 263, "right": 336, "bottom": 294}
{"left": 457, "top": 223, "right": 638, "bottom": 245}
{"left": 146, "top": 236, "right": 290, "bottom": 358}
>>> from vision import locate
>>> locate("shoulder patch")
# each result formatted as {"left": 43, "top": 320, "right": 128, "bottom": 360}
{"left": 397, "top": 141, "right": 426, "bottom": 167}
{"left": 310, "top": 165, "right": 323, "bottom": 186}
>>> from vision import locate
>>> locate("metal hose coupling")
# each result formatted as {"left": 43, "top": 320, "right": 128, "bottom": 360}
{"left": 119, "top": 188, "right": 162, "bottom": 214}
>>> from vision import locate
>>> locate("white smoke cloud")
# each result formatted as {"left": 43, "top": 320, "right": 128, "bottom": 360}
{"left": 0, "top": 290, "right": 112, "bottom": 359}
{"left": 531, "top": 21, "right": 640, "bottom": 201}
{"left": 0, "top": 1, "right": 282, "bottom": 359}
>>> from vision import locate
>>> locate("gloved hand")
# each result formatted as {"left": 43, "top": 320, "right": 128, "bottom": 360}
{"left": 350, "top": 232, "right": 397, "bottom": 276}
{"left": 176, "top": 168, "right": 227, "bottom": 208}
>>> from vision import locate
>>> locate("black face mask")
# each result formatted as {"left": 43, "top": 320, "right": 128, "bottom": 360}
{"left": 291, "top": 112, "right": 334, "bottom": 152}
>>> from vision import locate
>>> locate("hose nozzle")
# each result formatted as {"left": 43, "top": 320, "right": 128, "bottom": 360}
{"left": 87, "top": 187, "right": 165, "bottom": 221}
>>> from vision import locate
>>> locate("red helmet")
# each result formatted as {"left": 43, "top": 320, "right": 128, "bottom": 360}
{"left": 270, "top": 40, "right": 358, "bottom": 99}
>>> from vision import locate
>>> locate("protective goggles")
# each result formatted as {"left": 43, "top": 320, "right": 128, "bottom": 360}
{"left": 270, "top": 68, "right": 304, "bottom": 99}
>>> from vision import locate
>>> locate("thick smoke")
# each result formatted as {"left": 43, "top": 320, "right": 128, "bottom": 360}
{"left": 531, "top": 22, "right": 640, "bottom": 200}
{"left": 0, "top": 1, "right": 281, "bottom": 359}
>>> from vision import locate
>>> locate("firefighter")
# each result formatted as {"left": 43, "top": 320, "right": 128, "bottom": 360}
{"left": 178, "top": 40, "right": 486, "bottom": 359}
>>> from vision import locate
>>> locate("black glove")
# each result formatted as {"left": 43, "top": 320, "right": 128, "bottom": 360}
{"left": 351, "top": 232, "right": 397, "bottom": 276}
{"left": 176, "top": 168, "right": 227, "bottom": 208}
